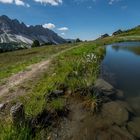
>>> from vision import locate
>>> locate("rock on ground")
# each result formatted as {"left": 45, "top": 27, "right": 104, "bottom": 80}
{"left": 46, "top": 90, "right": 64, "bottom": 101}
{"left": 0, "top": 103, "right": 6, "bottom": 111}
{"left": 10, "top": 103, "right": 25, "bottom": 125}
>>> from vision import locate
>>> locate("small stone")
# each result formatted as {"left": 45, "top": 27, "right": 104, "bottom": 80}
{"left": 46, "top": 90, "right": 64, "bottom": 101}
{"left": 52, "top": 90, "right": 64, "bottom": 96}
{"left": 0, "top": 103, "right": 6, "bottom": 111}
{"left": 94, "top": 79, "right": 116, "bottom": 96}
{"left": 10, "top": 103, "right": 25, "bottom": 125}
{"left": 47, "top": 136, "right": 51, "bottom": 140}
{"left": 127, "top": 117, "right": 140, "bottom": 138}
{"left": 67, "top": 90, "right": 72, "bottom": 95}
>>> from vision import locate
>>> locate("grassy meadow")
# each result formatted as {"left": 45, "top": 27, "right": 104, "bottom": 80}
{"left": 19, "top": 42, "right": 105, "bottom": 116}
{"left": 0, "top": 43, "right": 76, "bottom": 83}
{"left": 1, "top": 32, "right": 140, "bottom": 139}
{"left": 0, "top": 41, "right": 105, "bottom": 139}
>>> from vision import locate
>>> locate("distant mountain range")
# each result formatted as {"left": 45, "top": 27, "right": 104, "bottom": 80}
{"left": 0, "top": 15, "right": 66, "bottom": 46}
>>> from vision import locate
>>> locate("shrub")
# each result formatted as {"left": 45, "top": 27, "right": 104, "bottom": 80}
{"left": 76, "top": 38, "right": 82, "bottom": 43}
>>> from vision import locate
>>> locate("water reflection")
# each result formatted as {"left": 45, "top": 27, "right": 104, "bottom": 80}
{"left": 101, "top": 42, "right": 140, "bottom": 115}
{"left": 112, "top": 43, "right": 140, "bottom": 56}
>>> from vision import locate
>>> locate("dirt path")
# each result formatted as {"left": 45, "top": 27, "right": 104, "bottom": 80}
{"left": 0, "top": 46, "right": 79, "bottom": 101}
{"left": 0, "top": 60, "right": 50, "bottom": 98}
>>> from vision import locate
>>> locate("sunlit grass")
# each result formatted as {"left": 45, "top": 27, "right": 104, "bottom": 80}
{"left": 0, "top": 43, "right": 76, "bottom": 82}
{"left": 1, "top": 35, "right": 135, "bottom": 139}
{"left": 16, "top": 42, "right": 105, "bottom": 117}
{"left": 0, "top": 120, "right": 31, "bottom": 140}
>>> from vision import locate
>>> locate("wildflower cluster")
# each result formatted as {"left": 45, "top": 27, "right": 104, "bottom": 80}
{"left": 84, "top": 53, "right": 98, "bottom": 63}
{"left": 65, "top": 52, "right": 100, "bottom": 93}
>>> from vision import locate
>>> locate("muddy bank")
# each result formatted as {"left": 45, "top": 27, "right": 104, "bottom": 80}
{"left": 48, "top": 79, "right": 140, "bottom": 140}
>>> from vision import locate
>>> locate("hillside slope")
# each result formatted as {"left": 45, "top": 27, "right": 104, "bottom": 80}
{"left": 96, "top": 25, "right": 140, "bottom": 45}
{"left": 118, "top": 25, "right": 140, "bottom": 37}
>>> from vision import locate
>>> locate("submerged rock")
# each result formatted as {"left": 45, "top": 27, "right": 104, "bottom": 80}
{"left": 10, "top": 103, "right": 25, "bottom": 125}
{"left": 95, "top": 125, "right": 135, "bottom": 140}
{"left": 111, "top": 125, "right": 135, "bottom": 140}
{"left": 93, "top": 79, "right": 116, "bottom": 96}
{"left": 116, "top": 90, "right": 124, "bottom": 100}
{"left": 116, "top": 100, "right": 134, "bottom": 114}
{"left": 101, "top": 101, "right": 129, "bottom": 125}
{"left": 127, "top": 97, "right": 140, "bottom": 115}
{"left": 127, "top": 117, "right": 140, "bottom": 138}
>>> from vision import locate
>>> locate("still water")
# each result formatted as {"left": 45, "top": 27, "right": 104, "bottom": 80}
{"left": 101, "top": 42, "right": 140, "bottom": 115}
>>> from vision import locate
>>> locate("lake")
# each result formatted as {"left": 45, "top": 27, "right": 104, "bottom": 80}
{"left": 100, "top": 42, "right": 140, "bottom": 116}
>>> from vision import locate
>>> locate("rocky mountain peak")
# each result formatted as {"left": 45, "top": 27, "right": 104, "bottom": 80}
{"left": 0, "top": 15, "right": 66, "bottom": 45}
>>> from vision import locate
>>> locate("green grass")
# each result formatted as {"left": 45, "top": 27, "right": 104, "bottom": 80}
{"left": 17, "top": 33, "right": 140, "bottom": 117}
{"left": 119, "top": 26, "right": 140, "bottom": 37}
{"left": 16, "top": 42, "right": 104, "bottom": 117}
{"left": 95, "top": 35, "right": 140, "bottom": 46}
{"left": 0, "top": 121, "right": 31, "bottom": 140}
{"left": 49, "top": 98, "right": 65, "bottom": 111}
{"left": 0, "top": 41, "right": 106, "bottom": 139}
{"left": 2, "top": 33, "right": 138, "bottom": 139}
{"left": 0, "top": 43, "right": 76, "bottom": 83}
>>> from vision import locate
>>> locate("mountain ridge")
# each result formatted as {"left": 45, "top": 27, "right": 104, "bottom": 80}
{"left": 0, "top": 15, "right": 66, "bottom": 45}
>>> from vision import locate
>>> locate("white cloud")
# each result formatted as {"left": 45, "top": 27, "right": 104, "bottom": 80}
{"left": 0, "top": 0, "right": 30, "bottom": 7}
{"left": 15, "top": 0, "right": 25, "bottom": 6}
{"left": 109, "top": 0, "right": 114, "bottom": 5}
{"left": 34, "top": 0, "right": 62, "bottom": 6}
{"left": 58, "top": 27, "right": 69, "bottom": 31}
{"left": 43, "top": 23, "right": 56, "bottom": 29}
{"left": 26, "top": 3, "right": 30, "bottom": 7}
{"left": 0, "top": 0, "right": 63, "bottom": 6}
{"left": 109, "top": 0, "right": 121, "bottom": 5}
{"left": 0, "top": 0, "right": 13, "bottom": 4}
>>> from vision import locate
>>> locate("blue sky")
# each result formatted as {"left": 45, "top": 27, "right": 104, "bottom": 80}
{"left": 0, "top": 0, "right": 140, "bottom": 40}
